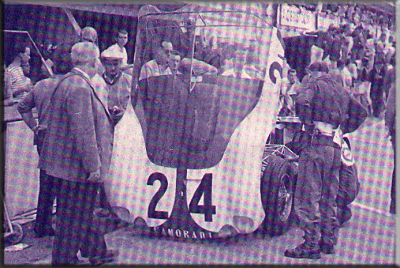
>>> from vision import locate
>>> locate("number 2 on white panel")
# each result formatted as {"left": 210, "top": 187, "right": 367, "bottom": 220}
{"left": 147, "top": 173, "right": 216, "bottom": 222}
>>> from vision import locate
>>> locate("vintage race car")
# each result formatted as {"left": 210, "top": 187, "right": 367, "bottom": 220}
{"left": 103, "top": 3, "right": 356, "bottom": 240}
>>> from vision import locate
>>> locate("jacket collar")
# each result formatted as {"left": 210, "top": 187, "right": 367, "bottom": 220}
{"left": 72, "top": 67, "right": 91, "bottom": 81}
{"left": 70, "top": 68, "right": 112, "bottom": 119}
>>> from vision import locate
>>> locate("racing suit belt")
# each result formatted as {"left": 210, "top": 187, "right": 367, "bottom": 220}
{"left": 314, "top": 121, "right": 335, "bottom": 136}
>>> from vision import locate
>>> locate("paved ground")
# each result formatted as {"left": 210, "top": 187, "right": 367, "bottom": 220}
{"left": 4, "top": 203, "right": 396, "bottom": 265}
{"left": 4, "top": 116, "right": 398, "bottom": 265}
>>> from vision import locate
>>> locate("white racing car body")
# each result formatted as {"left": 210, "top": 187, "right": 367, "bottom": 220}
{"left": 103, "top": 3, "right": 286, "bottom": 240}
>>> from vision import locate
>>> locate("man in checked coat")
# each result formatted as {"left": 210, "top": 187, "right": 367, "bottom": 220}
{"left": 38, "top": 42, "right": 118, "bottom": 265}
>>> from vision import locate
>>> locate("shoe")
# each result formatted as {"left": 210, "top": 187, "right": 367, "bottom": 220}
{"left": 89, "top": 249, "right": 119, "bottom": 266}
{"left": 51, "top": 256, "right": 86, "bottom": 266}
{"left": 319, "top": 241, "right": 335, "bottom": 254}
{"left": 284, "top": 242, "right": 321, "bottom": 259}
{"left": 94, "top": 208, "right": 111, "bottom": 218}
{"left": 34, "top": 227, "right": 55, "bottom": 238}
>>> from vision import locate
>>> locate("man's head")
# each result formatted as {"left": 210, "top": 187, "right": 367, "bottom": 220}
{"left": 117, "top": 29, "right": 128, "bottom": 48}
{"left": 288, "top": 69, "right": 297, "bottom": 84}
{"left": 14, "top": 43, "right": 31, "bottom": 64}
{"left": 169, "top": 50, "right": 181, "bottom": 73}
{"left": 81, "top": 27, "right": 98, "bottom": 43}
{"left": 388, "top": 35, "right": 394, "bottom": 44}
{"left": 307, "top": 61, "right": 329, "bottom": 77}
{"left": 71, "top": 42, "right": 100, "bottom": 77}
{"left": 337, "top": 59, "right": 345, "bottom": 70}
{"left": 154, "top": 46, "right": 169, "bottom": 66}
{"left": 379, "top": 32, "right": 387, "bottom": 42}
{"left": 161, "top": 41, "right": 173, "bottom": 57}
{"left": 52, "top": 43, "right": 73, "bottom": 74}
{"left": 100, "top": 47, "right": 124, "bottom": 77}
{"left": 374, "top": 59, "right": 383, "bottom": 70}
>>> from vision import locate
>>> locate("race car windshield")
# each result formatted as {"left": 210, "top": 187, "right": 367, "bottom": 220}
{"left": 133, "top": 7, "right": 270, "bottom": 86}
{"left": 132, "top": 5, "right": 272, "bottom": 169}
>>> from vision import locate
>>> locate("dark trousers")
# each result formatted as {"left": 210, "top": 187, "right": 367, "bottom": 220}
{"left": 52, "top": 178, "right": 107, "bottom": 265}
{"left": 370, "top": 85, "right": 384, "bottom": 117}
{"left": 294, "top": 142, "right": 341, "bottom": 245}
{"left": 35, "top": 130, "right": 58, "bottom": 232}
{"left": 390, "top": 135, "right": 396, "bottom": 213}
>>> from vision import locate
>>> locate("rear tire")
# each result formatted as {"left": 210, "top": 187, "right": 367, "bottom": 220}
{"left": 261, "top": 155, "right": 294, "bottom": 236}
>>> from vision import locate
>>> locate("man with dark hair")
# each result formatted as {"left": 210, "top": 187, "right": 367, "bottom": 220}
{"left": 106, "top": 29, "right": 129, "bottom": 67}
{"left": 369, "top": 59, "right": 387, "bottom": 118}
{"left": 385, "top": 68, "right": 396, "bottom": 214}
{"left": 4, "top": 42, "right": 33, "bottom": 104}
{"left": 285, "top": 61, "right": 366, "bottom": 259}
{"left": 17, "top": 43, "right": 73, "bottom": 238}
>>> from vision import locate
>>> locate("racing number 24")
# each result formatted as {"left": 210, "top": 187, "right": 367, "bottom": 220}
{"left": 147, "top": 173, "right": 216, "bottom": 222}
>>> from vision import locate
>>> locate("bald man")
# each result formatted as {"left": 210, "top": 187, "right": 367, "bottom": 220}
{"left": 38, "top": 42, "right": 118, "bottom": 265}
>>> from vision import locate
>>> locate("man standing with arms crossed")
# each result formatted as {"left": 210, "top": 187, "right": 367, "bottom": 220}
{"left": 38, "top": 42, "right": 118, "bottom": 265}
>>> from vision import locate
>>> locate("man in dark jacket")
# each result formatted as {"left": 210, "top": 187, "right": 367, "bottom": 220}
{"left": 369, "top": 59, "right": 387, "bottom": 118}
{"left": 285, "top": 61, "right": 367, "bottom": 259}
{"left": 385, "top": 68, "right": 395, "bottom": 214}
{"left": 17, "top": 43, "right": 73, "bottom": 238}
{"left": 38, "top": 42, "right": 118, "bottom": 265}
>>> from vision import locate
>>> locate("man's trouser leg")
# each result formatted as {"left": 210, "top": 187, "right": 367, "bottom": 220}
{"left": 52, "top": 179, "right": 107, "bottom": 265}
{"left": 390, "top": 135, "right": 396, "bottom": 214}
{"left": 336, "top": 162, "right": 360, "bottom": 226}
{"left": 294, "top": 145, "right": 323, "bottom": 245}
{"left": 370, "top": 87, "right": 383, "bottom": 117}
{"left": 34, "top": 169, "right": 57, "bottom": 233}
{"left": 320, "top": 147, "right": 341, "bottom": 245}
{"left": 35, "top": 130, "right": 57, "bottom": 234}
{"left": 295, "top": 145, "right": 341, "bottom": 245}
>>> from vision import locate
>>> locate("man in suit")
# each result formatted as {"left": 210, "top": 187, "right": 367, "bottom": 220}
{"left": 38, "top": 42, "right": 118, "bottom": 265}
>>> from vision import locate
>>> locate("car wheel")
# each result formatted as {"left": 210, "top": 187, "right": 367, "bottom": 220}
{"left": 5, "top": 222, "right": 24, "bottom": 245}
{"left": 261, "top": 155, "right": 294, "bottom": 236}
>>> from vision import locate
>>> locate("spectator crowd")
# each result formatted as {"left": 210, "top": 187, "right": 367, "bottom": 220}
{"left": 281, "top": 14, "right": 395, "bottom": 120}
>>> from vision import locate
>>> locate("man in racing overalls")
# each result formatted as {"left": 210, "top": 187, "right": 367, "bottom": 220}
{"left": 284, "top": 61, "right": 365, "bottom": 259}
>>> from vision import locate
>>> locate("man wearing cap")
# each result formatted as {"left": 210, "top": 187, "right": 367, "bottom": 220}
{"left": 38, "top": 42, "right": 118, "bottom": 265}
{"left": 89, "top": 46, "right": 132, "bottom": 219}
{"left": 285, "top": 61, "right": 366, "bottom": 259}
{"left": 100, "top": 47, "right": 131, "bottom": 124}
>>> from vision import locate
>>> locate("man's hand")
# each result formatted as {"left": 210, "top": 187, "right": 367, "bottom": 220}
{"left": 88, "top": 168, "right": 101, "bottom": 182}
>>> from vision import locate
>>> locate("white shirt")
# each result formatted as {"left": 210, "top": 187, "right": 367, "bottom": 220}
{"left": 139, "top": 59, "right": 171, "bottom": 81}
{"left": 340, "top": 67, "right": 353, "bottom": 89}
{"left": 220, "top": 68, "right": 252, "bottom": 79}
{"left": 310, "top": 45, "right": 324, "bottom": 63}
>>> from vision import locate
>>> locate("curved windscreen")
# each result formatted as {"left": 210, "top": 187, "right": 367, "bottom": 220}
{"left": 131, "top": 6, "right": 273, "bottom": 169}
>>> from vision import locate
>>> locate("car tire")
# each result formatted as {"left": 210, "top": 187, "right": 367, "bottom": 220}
{"left": 5, "top": 222, "right": 24, "bottom": 245}
{"left": 260, "top": 155, "right": 294, "bottom": 236}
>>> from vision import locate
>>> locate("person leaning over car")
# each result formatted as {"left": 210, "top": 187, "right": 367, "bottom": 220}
{"left": 284, "top": 61, "right": 366, "bottom": 259}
